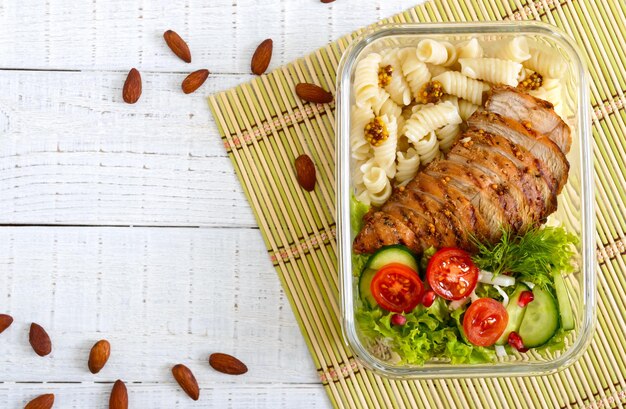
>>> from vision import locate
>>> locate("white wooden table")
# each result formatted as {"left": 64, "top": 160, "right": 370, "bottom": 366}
{"left": 0, "top": 1, "right": 418, "bottom": 407}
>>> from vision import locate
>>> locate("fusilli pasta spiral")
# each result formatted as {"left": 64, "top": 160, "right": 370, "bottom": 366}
{"left": 403, "top": 101, "right": 461, "bottom": 144}
{"left": 416, "top": 39, "right": 449, "bottom": 65}
{"left": 372, "top": 115, "right": 398, "bottom": 178}
{"left": 350, "top": 105, "right": 374, "bottom": 161}
{"left": 460, "top": 57, "right": 523, "bottom": 87}
{"left": 362, "top": 166, "right": 393, "bottom": 207}
{"left": 493, "top": 36, "right": 531, "bottom": 63}
{"left": 435, "top": 123, "right": 462, "bottom": 152}
{"left": 399, "top": 47, "right": 432, "bottom": 98}
{"left": 413, "top": 130, "right": 441, "bottom": 165}
{"left": 456, "top": 38, "right": 483, "bottom": 59}
{"left": 433, "top": 71, "right": 489, "bottom": 105}
{"left": 395, "top": 148, "right": 420, "bottom": 187}
{"left": 381, "top": 49, "right": 413, "bottom": 106}
{"left": 353, "top": 52, "right": 382, "bottom": 108}
{"left": 524, "top": 44, "right": 567, "bottom": 79}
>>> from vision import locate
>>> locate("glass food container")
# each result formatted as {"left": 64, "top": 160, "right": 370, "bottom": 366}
{"left": 335, "top": 22, "right": 595, "bottom": 378}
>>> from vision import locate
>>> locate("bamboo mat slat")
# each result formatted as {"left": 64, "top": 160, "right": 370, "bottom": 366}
{"left": 208, "top": 0, "right": 626, "bottom": 407}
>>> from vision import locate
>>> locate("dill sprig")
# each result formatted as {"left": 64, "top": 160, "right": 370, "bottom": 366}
{"left": 471, "top": 226, "right": 579, "bottom": 289}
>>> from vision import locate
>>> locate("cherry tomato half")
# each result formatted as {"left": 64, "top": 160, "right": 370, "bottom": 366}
{"left": 370, "top": 263, "right": 424, "bottom": 313}
{"left": 426, "top": 248, "right": 479, "bottom": 300}
{"left": 462, "top": 298, "right": 509, "bottom": 347}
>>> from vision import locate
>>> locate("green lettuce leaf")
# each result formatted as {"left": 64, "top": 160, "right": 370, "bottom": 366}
{"left": 350, "top": 194, "right": 370, "bottom": 234}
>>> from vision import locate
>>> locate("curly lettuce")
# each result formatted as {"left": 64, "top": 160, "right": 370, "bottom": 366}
{"left": 356, "top": 299, "right": 495, "bottom": 365}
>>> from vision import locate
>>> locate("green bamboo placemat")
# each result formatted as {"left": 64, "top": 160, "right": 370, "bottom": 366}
{"left": 208, "top": 1, "right": 626, "bottom": 407}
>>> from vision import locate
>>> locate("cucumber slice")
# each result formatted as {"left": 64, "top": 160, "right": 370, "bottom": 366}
{"left": 365, "top": 245, "right": 419, "bottom": 271}
{"left": 518, "top": 286, "right": 559, "bottom": 348}
{"left": 554, "top": 273, "right": 575, "bottom": 331}
{"left": 358, "top": 246, "right": 419, "bottom": 308}
{"left": 358, "top": 268, "right": 378, "bottom": 308}
{"left": 496, "top": 283, "right": 531, "bottom": 345}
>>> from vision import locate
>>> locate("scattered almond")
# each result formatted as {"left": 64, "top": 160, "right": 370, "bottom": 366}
{"left": 29, "top": 323, "right": 52, "bottom": 357}
{"left": 163, "top": 30, "right": 192, "bottom": 63}
{"left": 24, "top": 393, "right": 54, "bottom": 409}
{"left": 109, "top": 380, "right": 128, "bottom": 409}
{"left": 251, "top": 39, "right": 273, "bottom": 75}
{"left": 88, "top": 339, "right": 111, "bottom": 374}
{"left": 209, "top": 353, "right": 248, "bottom": 375}
{"left": 182, "top": 69, "right": 210, "bottom": 94}
{"left": 172, "top": 364, "right": 200, "bottom": 401}
{"left": 122, "top": 68, "right": 142, "bottom": 104}
{"left": 295, "top": 83, "right": 333, "bottom": 104}
{"left": 321, "top": 0, "right": 336, "bottom": 3}
{"left": 0, "top": 314, "right": 13, "bottom": 334}
{"left": 294, "top": 154, "right": 317, "bottom": 192}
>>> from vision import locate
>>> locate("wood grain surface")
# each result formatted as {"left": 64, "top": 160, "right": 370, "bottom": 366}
{"left": 0, "top": 0, "right": 422, "bottom": 407}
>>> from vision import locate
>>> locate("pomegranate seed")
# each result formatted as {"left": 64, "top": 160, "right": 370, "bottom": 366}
{"left": 421, "top": 290, "right": 436, "bottom": 308}
{"left": 517, "top": 291, "right": 535, "bottom": 307}
{"left": 391, "top": 314, "right": 407, "bottom": 326}
{"left": 508, "top": 331, "right": 528, "bottom": 352}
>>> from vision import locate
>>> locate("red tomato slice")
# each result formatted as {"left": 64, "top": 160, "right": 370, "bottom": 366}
{"left": 426, "top": 248, "right": 479, "bottom": 300}
{"left": 463, "top": 298, "right": 509, "bottom": 347}
{"left": 370, "top": 263, "right": 423, "bottom": 313}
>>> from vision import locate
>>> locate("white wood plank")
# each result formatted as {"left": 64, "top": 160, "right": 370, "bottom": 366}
{"left": 0, "top": 0, "right": 421, "bottom": 73}
{"left": 0, "top": 70, "right": 258, "bottom": 227}
{"left": 0, "top": 227, "right": 319, "bottom": 384}
{"left": 0, "top": 383, "right": 329, "bottom": 408}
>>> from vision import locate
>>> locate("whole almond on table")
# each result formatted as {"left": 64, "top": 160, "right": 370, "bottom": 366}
{"left": 294, "top": 154, "right": 317, "bottom": 192}
{"left": 181, "top": 69, "right": 210, "bottom": 94}
{"left": 109, "top": 380, "right": 128, "bottom": 409}
{"left": 88, "top": 339, "right": 111, "bottom": 374}
{"left": 0, "top": 314, "right": 13, "bottom": 333}
{"left": 24, "top": 393, "right": 54, "bottom": 409}
{"left": 251, "top": 38, "right": 273, "bottom": 75}
{"left": 29, "top": 323, "right": 52, "bottom": 357}
{"left": 163, "top": 30, "right": 192, "bottom": 63}
{"left": 295, "top": 83, "right": 333, "bottom": 104}
{"left": 122, "top": 68, "right": 142, "bottom": 104}
{"left": 209, "top": 353, "right": 248, "bottom": 375}
{"left": 172, "top": 364, "right": 200, "bottom": 401}
{"left": 321, "top": 0, "right": 336, "bottom": 3}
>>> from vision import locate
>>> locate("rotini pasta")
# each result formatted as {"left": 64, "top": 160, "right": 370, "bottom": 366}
{"left": 457, "top": 99, "right": 479, "bottom": 121}
{"left": 381, "top": 49, "right": 412, "bottom": 106}
{"left": 403, "top": 101, "right": 462, "bottom": 144}
{"left": 395, "top": 148, "right": 420, "bottom": 186}
{"left": 416, "top": 39, "right": 449, "bottom": 65}
{"left": 350, "top": 105, "right": 375, "bottom": 161}
{"left": 456, "top": 38, "right": 483, "bottom": 59}
{"left": 362, "top": 166, "right": 393, "bottom": 207}
{"left": 353, "top": 52, "right": 382, "bottom": 108}
{"left": 435, "top": 123, "right": 462, "bottom": 152}
{"left": 524, "top": 44, "right": 567, "bottom": 79}
{"left": 459, "top": 57, "right": 523, "bottom": 87}
{"left": 372, "top": 89, "right": 403, "bottom": 125}
{"left": 372, "top": 115, "right": 398, "bottom": 178}
{"left": 426, "top": 63, "right": 449, "bottom": 78}
{"left": 529, "top": 78, "right": 564, "bottom": 117}
{"left": 413, "top": 130, "right": 441, "bottom": 165}
{"left": 493, "top": 36, "right": 531, "bottom": 63}
{"left": 433, "top": 71, "right": 489, "bottom": 105}
{"left": 399, "top": 48, "right": 432, "bottom": 99}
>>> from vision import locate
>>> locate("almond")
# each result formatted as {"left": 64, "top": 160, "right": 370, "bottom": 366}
{"left": 181, "top": 69, "right": 210, "bottom": 94}
{"left": 321, "top": 0, "right": 336, "bottom": 3}
{"left": 295, "top": 83, "right": 333, "bottom": 104}
{"left": 29, "top": 323, "right": 52, "bottom": 357}
{"left": 25, "top": 393, "right": 54, "bottom": 409}
{"left": 251, "top": 38, "right": 273, "bottom": 75}
{"left": 163, "top": 30, "right": 192, "bottom": 63}
{"left": 88, "top": 339, "right": 111, "bottom": 374}
{"left": 109, "top": 380, "right": 128, "bottom": 409}
{"left": 209, "top": 353, "right": 248, "bottom": 375}
{"left": 172, "top": 364, "right": 200, "bottom": 401}
{"left": 122, "top": 68, "right": 142, "bottom": 104}
{"left": 0, "top": 314, "right": 13, "bottom": 334}
{"left": 294, "top": 154, "right": 317, "bottom": 192}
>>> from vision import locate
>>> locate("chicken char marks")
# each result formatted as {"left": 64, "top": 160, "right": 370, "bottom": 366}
{"left": 353, "top": 87, "right": 571, "bottom": 255}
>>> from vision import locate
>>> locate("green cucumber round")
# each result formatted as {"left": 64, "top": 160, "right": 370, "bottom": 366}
{"left": 496, "top": 283, "right": 531, "bottom": 345}
{"left": 358, "top": 245, "right": 419, "bottom": 308}
{"left": 518, "top": 286, "right": 559, "bottom": 348}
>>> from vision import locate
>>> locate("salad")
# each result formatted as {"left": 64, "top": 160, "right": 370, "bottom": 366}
{"left": 352, "top": 196, "right": 578, "bottom": 365}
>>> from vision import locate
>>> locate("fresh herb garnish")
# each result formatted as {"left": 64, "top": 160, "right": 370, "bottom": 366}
{"left": 471, "top": 226, "right": 579, "bottom": 288}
